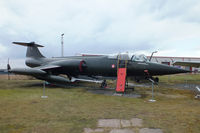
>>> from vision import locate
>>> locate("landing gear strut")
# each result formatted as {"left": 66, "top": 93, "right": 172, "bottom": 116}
{"left": 154, "top": 77, "right": 159, "bottom": 83}
{"left": 101, "top": 80, "right": 107, "bottom": 88}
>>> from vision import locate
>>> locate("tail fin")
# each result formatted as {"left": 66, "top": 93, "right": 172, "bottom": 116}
{"left": 13, "top": 42, "right": 45, "bottom": 58}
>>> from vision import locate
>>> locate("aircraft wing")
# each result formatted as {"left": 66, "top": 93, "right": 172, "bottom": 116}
{"left": 10, "top": 68, "right": 47, "bottom": 75}
{"left": 173, "top": 61, "right": 200, "bottom": 67}
{"left": 10, "top": 64, "right": 61, "bottom": 75}
{"left": 10, "top": 58, "right": 85, "bottom": 76}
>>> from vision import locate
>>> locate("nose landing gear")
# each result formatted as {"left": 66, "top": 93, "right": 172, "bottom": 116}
{"left": 154, "top": 77, "right": 159, "bottom": 83}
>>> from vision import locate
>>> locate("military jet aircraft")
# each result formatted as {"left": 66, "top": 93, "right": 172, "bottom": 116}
{"left": 8, "top": 42, "right": 189, "bottom": 87}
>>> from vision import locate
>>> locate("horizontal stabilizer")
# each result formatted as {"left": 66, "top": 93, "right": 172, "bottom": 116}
{"left": 13, "top": 42, "right": 44, "bottom": 47}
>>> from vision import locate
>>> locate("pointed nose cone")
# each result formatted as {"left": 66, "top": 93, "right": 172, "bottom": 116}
{"left": 148, "top": 63, "right": 190, "bottom": 75}
{"left": 166, "top": 66, "right": 190, "bottom": 74}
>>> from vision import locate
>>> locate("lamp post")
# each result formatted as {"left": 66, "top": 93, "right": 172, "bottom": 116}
{"left": 149, "top": 51, "right": 158, "bottom": 61}
{"left": 61, "top": 33, "right": 64, "bottom": 57}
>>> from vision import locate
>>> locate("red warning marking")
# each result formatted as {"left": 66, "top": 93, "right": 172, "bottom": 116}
{"left": 79, "top": 60, "right": 85, "bottom": 72}
{"left": 144, "top": 69, "right": 149, "bottom": 75}
{"left": 116, "top": 68, "right": 127, "bottom": 92}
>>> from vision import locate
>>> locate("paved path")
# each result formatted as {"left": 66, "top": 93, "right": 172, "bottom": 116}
{"left": 84, "top": 118, "right": 163, "bottom": 133}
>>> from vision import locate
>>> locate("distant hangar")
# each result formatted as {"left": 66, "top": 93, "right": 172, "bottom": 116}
{"left": 148, "top": 56, "right": 200, "bottom": 72}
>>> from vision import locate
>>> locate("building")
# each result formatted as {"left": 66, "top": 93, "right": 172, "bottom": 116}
{"left": 148, "top": 56, "right": 200, "bottom": 72}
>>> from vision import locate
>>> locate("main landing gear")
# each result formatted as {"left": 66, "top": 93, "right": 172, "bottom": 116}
{"left": 154, "top": 77, "right": 159, "bottom": 83}
{"left": 101, "top": 80, "right": 107, "bottom": 88}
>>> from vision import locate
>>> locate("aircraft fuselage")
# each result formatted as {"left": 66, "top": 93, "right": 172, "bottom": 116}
{"left": 25, "top": 55, "right": 188, "bottom": 78}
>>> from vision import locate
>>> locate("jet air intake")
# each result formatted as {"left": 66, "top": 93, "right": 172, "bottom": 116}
{"left": 55, "top": 59, "right": 87, "bottom": 73}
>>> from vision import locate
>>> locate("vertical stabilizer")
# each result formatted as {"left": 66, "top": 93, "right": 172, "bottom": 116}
{"left": 13, "top": 42, "right": 45, "bottom": 58}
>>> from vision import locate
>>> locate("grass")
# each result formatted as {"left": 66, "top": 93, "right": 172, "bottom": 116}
{"left": 158, "top": 73, "right": 200, "bottom": 84}
{"left": 0, "top": 75, "right": 200, "bottom": 133}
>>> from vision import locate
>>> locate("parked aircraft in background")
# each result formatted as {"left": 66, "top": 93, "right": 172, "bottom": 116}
{"left": 0, "top": 69, "right": 7, "bottom": 74}
{"left": 173, "top": 61, "right": 200, "bottom": 68}
{"left": 8, "top": 42, "right": 189, "bottom": 87}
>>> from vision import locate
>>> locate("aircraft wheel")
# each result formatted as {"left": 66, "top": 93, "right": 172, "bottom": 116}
{"left": 154, "top": 77, "right": 159, "bottom": 83}
{"left": 149, "top": 77, "right": 159, "bottom": 84}
{"left": 101, "top": 80, "right": 107, "bottom": 88}
{"left": 135, "top": 79, "right": 140, "bottom": 83}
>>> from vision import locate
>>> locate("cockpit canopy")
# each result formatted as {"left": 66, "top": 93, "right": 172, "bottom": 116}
{"left": 108, "top": 53, "right": 148, "bottom": 62}
{"left": 131, "top": 54, "right": 148, "bottom": 62}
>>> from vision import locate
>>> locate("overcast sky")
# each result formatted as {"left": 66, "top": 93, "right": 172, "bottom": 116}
{"left": 0, "top": 0, "right": 200, "bottom": 68}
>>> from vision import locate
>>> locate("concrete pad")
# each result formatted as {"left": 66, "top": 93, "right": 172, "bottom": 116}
{"left": 130, "top": 118, "right": 143, "bottom": 127}
{"left": 113, "top": 93, "right": 123, "bottom": 96}
{"left": 94, "top": 128, "right": 104, "bottom": 132}
{"left": 121, "top": 120, "right": 131, "bottom": 127}
{"left": 87, "top": 89, "right": 141, "bottom": 98}
{"left": 139, "top": 128, "right": 163, "bottom": 133}
{"left": 84, "top": 128, "right": 104, "bottom": 133}
{"left": 98, "top": 119, "right": 121, "bottom": 128}
{"left": 110, "top": 129, "right": 135, "bottom": 133}
{"left": 84, "top": 128, "right": 93, "bottom": 133}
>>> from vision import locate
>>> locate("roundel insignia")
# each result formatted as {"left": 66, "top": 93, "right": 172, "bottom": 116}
{"left": 111, "top": 64, "right": 115, "bottom": 68}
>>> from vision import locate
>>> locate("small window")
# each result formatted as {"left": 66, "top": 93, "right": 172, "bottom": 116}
{"left": 162, "top": 62, "right": 170, "bottom": 65}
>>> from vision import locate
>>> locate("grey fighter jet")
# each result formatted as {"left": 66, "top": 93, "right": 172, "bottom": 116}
{"left": 9, "top": 42, "right": 189, "bottom": 87}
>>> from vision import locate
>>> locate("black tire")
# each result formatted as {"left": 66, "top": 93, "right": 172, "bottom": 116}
{"left": 101, "top": 80, "right": 107, "bottom": 88}
{"left": 154, "top": 77, "right": 159, "bottom": 83}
